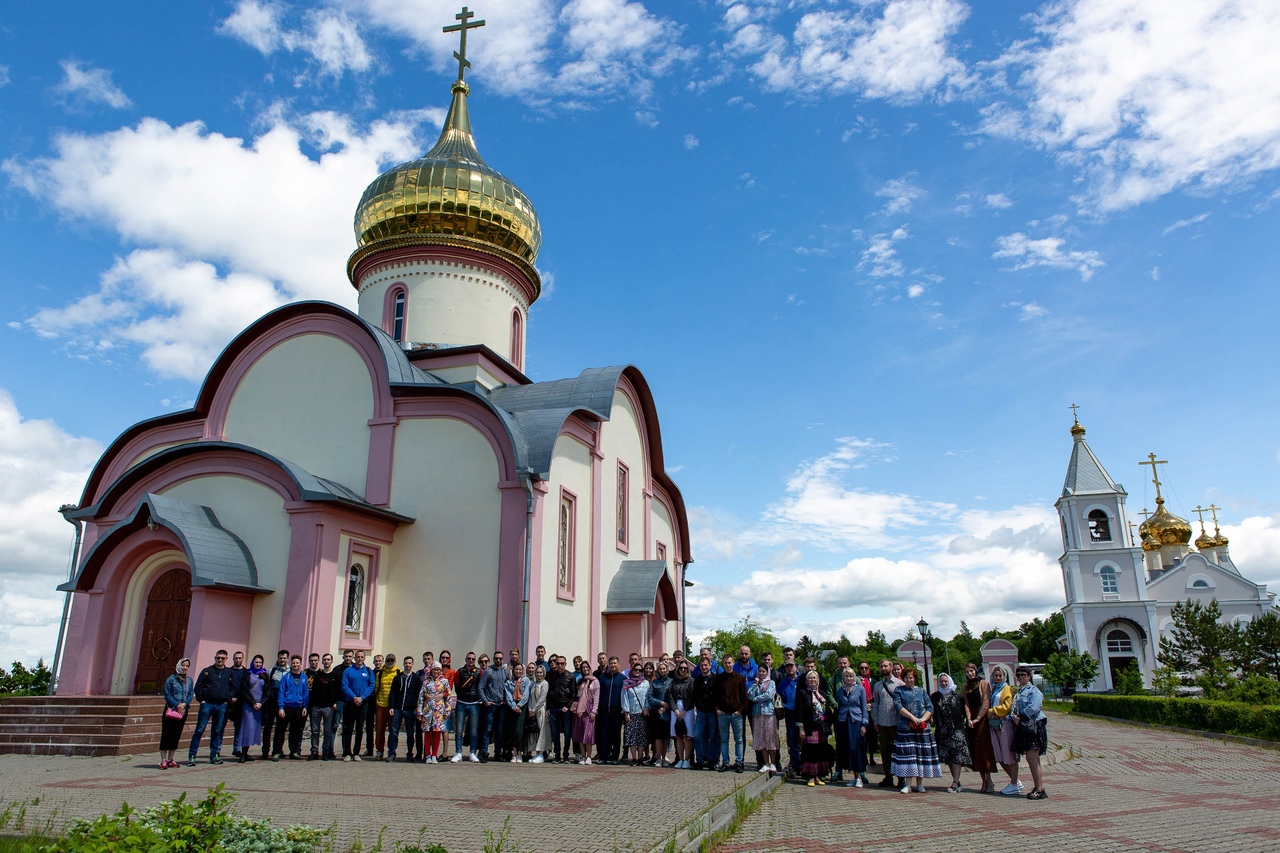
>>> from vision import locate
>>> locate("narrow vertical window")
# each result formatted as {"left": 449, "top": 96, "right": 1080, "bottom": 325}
{"left": 392, "top": 291, "right": 406, "bottom": 343}
{"left": 510, "top": 308, "right": 524, "bottom": 370}
{"left": 656, "top": 542, "right": 667, "bottom": 566}
{"left": 616, "top": 462, "right": 629, "bottom": 550}
{"left": 558, "top": 490, "right": 576, "bottom": 594}
{"left": 345, "top": 564, "right": 365, "bottom": 631}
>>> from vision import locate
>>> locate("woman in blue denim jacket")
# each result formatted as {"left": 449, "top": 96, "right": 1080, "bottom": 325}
{"left": 834, "top": 667, "right": 869, "bottom": 788}
{"left": 890, "top": 668, "right": 941, "bottom": 793}
{"left": 747, "top": 669, "right": 779, "bottom": 775}
{"left": 159, "top": 658, "right": 194, "bottom": 769}
{"left": 647, "top": 661, "right": 673, "bottom": 766}
{"left": 1010, "top": 666, "right": 1047, "bottom": 800}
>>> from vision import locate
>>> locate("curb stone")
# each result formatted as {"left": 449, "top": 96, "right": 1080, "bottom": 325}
{"left": 651, "top": 771, "right": 783, "bottom": 853}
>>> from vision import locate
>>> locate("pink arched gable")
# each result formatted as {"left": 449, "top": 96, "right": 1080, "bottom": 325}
{"left": 391, "top": 395, "right": 527, "bottom": 654}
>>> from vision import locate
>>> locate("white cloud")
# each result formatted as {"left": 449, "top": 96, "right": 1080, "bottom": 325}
{"left": 6, "top": 108, "right": 430, "bottom": 378}
{"left": 985, "top": 192, "right": 1013, "bottom": 209}
{"left": 1163, "top": 212, "right": 1210, "bottom": 236}
{"left": 24, "top": 250, "right": 288, "bottom": 381}
{"left": 220, "top": 1, "right": 372, "bottom": 78}
{"left": 0, "top": 390, "right": 102, "bottom": 666}
{"left": 859, "top": 226, "right": 909, "bottom": 278}
{"left": 358, "top": 0, "right": 689, "bottom": 104}
{"left": 683, "top": 133, "right": 699, "bottom": 150}
{"left": 907, "top": 283, "right": 926, "bottom": 298}
{"left": 55, "top": 59, "right": 131, "bottom": 109}
{"left": 1221, "top": 514, "right": 1280, "bottom": 590}
{"left": 726, "top": 0, "right": 970, "bottom": 102}
{"left": 993, "top": 231, "right": 1104, "bottom": 280}
{"left": 1005, "top": 300, "right": 1048, "bottom": 321}
{"left": 0, "top": 66, "right": 10, "bottom": 87}
{"left": 876, "top": 175, "right": 924, "bottom": 215}
{"left": 986, "top": 0, "right": 1280, "bottom": 211}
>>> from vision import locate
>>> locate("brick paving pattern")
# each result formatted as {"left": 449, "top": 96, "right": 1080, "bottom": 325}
{"left": 719, "top": 712, "right": 1280, "bottom": 853}
{"left": 0, "top": 752, "right": 750, "bottom": 852}
{"left": 2, "top": 713, "right": 1278, "bottom": 851}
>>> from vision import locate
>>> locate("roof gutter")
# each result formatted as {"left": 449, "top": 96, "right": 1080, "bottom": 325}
{"left": 519, "top": 471, "right": 535, "bottom": 658}
{"left": 51, "top": 504, "right": 84, "bottom": 695}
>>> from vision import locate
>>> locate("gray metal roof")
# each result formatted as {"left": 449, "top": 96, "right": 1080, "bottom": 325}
{"left": 1062, "top": 436, "right": 1121, "bottom": 496}
{"left": 603, "top": 560, "right": 669, "bottom": 614}
{"left": 63, "top": 493, "right": 269, "bottom": 594}
{"left": 486, "top": 366, "right": 627, "bottom": 477}
{"left": 353, "top": 315, "right": 444, "bottom": 387}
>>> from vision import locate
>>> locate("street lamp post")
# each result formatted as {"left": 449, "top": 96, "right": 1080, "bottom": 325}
{"left": 916, "top": 617, "right": 932, "bottom": 693}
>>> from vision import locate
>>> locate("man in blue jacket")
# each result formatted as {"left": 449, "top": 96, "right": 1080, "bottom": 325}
{"left": 272, "top": 655, "right": 310, "bottom": 760}
{"left": 187, "top": 649, "right": 233, "bottom": 765}
{"left": 341, "top": 650, "right": 374, "bottom": 760}
{"left": 478, "top": 651, "right": 510, "bottom": 762}
{"left": 595, "top": 656, "right": 626, "bottom": 764}
{"left": 776, "top": 660, "right": 801, "bottom": 777}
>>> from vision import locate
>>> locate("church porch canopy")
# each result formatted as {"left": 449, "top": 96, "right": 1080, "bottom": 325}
{"left": 62, "top": 493, "right": 270, "bottom": 594}
{"left": 603, "top": 560, "right": 679, "bottom": 616}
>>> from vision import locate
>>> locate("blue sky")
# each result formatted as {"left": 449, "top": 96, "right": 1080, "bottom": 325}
{"left": 2, "top": 0, "right": 1280, "bottom": 665}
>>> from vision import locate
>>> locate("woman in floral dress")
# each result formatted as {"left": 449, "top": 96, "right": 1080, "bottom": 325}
{"left": 418, "top": 662, "right": 453, "bottom": 763}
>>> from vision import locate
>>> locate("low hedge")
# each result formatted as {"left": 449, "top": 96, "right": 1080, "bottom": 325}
{"left": 1073, "top": 694, "right": 1280, "bottom": 742}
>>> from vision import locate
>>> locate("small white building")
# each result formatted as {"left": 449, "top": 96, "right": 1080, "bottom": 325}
{"left": 1056, "top": 419, "right": 1274, "bottom": 690}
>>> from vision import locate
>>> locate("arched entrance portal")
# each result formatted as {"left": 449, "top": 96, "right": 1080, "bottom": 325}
{"left": 133, "top": 568, "right": 191, "bottom": 694}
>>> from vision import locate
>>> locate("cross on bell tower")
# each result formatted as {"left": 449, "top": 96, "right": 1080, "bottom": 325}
{"left": 444, "top": 6, "right": 486, "bottom": 83}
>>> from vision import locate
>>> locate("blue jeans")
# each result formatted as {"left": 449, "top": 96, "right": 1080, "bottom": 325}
{"left": 694, "top": 708, "right": 719, "bottom": 765}
{"left": 480, "top": 703, "right": 504, "bottom": 757}
{"left": 455, "top": 702, "right": 480, "bottom": 755}
{"left": 310, "top": 706, "right": 335, "bottom": 756}
{"left": 718, "top": 712, "right": 745, "bottom": 766}
{"left": 389, "top": 709, "right": 417, "bottom": 758}
{"left": 188, "top": 701, "right": 228, "bottom": 758}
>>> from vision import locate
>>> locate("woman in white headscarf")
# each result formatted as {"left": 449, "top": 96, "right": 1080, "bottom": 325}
{"left": 930, "top": 672, "right": 971, "bottom": 792}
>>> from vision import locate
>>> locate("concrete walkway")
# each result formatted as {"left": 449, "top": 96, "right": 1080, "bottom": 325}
{"left": 717, "top": 712, "right": 1280, "bottom": 853}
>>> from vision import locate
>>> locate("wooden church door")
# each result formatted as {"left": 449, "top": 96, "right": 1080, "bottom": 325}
{"left": 133, "top": 568, "right": 191, "bottom": 694}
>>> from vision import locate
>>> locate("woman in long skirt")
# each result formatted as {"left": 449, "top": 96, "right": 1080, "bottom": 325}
{"left": 891, "top": 668, "right": 941, "bottom": 793}
{"left": 571, "top": 662, "right": 599, "bottom": 765}
{"left": 237, "top": 655, "right": 267, "bottom": 763}
{"left": 795, "top": 671, "right": 833, "bottom": 786}
{"left": 987, "top": 666, "right": 1020, "bottom": 794}
{"left": 962, "top": 662, "right": 997, "bottom": 792}
{"left": 931, "top": 673, "right": 971, "bottom": 792}
{"left": 526, "top": 664, "right": 549, "bottom": 762}
{"left": 646, "top": 661, "right": 672, "bottom": 766}
{"left": 834, "top": 666, "right": 868, "bottom": 787}
{"left": 748, "top": 667, "right": 780, "bottom": 775}
{"left": 159, "top": 658, "right": 193, "bottom": 769}
{"left": 667, "top": 661, "right": 696, "bottom": 769}
{"left": 621, "top": 665, "right": 651, "bottom": 765}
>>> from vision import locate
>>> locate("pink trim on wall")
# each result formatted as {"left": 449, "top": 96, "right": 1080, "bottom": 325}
{"left": 186, "top": 587, "right": 255, "bottom": 675}
{"left": 510, "top": 308, "right": 524, "bottom": 372}
{"left": 393, "top": 397, "right": 519, "bottom": 483}
{"left": 605, "top": 615, "right": 644, "bottom": 661}
{"left": 205, "top": 312, "right": 396, "bottom": 442}
{"left": 89, "top": 422, "right": 207, "bottom": 510}
{"left": 351, "top": 244, "right": 538, "bottom": 306}
{"left": 407, "top": 345, "right": 530, "bottom": 387}
{"left": 525, "top": 480, "right": 548, "bottom": 650}
{"left": 616, "top": 461, "right": 630, "bottom": 555}
{"left": 365, "top": 417, "right": 398, "bottom": 506}
{"left": 647, "top": 590, "right": 666, "bottom": 656}
{"left": 495, "top": 481, "right": 532, "bottom": 654}
{"left": 588, "top": 446, "right": 604, "bottom": 656}
{"left": 340, "top": 540, "right": 381, "bottom": 651}
{"left": 558, "top": 415, "right": 599, "bottom": 450}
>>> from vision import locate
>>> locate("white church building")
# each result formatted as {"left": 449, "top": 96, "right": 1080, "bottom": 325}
{"left": 53, "top": 28, "right": 689, "bottom": 696}
{"left": 1056, "top": 418, "right": 1274, "bottom": 690}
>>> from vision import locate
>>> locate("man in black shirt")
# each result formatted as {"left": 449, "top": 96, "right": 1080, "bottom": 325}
{"left": 451, "top": 652, "right": 483, "bottom": 762}
{"left": 309, "top": 653, "right": 340, "bottom": 760}
{"left": 187, "top": 649, "right": 233, "bottom": 765}
{"left": 545, "top": 656, "right": 576, "bottom": 763}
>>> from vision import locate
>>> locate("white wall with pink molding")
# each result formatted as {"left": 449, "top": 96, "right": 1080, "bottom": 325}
{"left": 539, "top": 434, "right": 594, "bottom": 657}
{"left": 223, "top": 333, "right": 372, "bottom": 494}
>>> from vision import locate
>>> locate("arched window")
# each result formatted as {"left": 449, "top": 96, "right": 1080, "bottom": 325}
{"left": 510, "top": 308, "right": 524, "bottom": 370}
{"left": 1100, "top": 566, "right": 1119, "bottom": 594}
{"left": 345, "top": 564, "right": 365, "bottom": 631}
{"left": 1191, "top": 579, "right": 1210, "bottom": 589}
{"left": 1087, "top": 509, "right": 1111, "bottom": 541}
{"left": 1106, "top": 629, "right": 1133, "bottom": 653}
{"left": 392, "top": 291, "right": 406, "bottom": 343}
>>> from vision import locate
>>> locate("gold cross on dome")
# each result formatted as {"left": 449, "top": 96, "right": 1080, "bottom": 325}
{"left": 1207, "top": 502, "right": 1224, "bottom": 531}
{"left": 1068, "top": 403, "right": 1080, "bottom": 424}
{"left": 444, "top": 6, "right": 486, "bottom": 82}
{"left": 1139, "top": 452, "right": 1168, "bottom": 499}
{"left": 1194, "top": 505, "right": 1208, "bottom": 532}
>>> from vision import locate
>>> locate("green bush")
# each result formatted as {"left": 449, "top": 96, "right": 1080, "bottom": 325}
{"left": 1113, "top": 662, "right": 1144, "bottom": 695}
{"left": 0, "top": 661, "right": 52, "bottom": 697}
{"left": 1219, "top": 674, "right": 1280, "bottom": 706}
{"left": 1074, "top": 693, "right": 1280, "bottom": 741}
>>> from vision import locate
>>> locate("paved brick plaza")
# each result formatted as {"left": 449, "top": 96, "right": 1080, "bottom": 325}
{"left": 1, "top": 713, "right": 1278, "bottom": 852}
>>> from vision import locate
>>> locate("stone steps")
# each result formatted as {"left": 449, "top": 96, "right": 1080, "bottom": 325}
{"left": 0, "top": 695, "right": 168, "bottom": 756}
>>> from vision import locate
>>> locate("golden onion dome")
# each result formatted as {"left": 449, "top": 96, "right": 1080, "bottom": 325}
{"left": 349, "top": 80, "right": 541, "bottom": 286}
{"left": 1141, "top": 530, "right": 1161, "bottom": 552}
{"left": 1138, "top": 498, "right": 1192, "bottom": 546}
{"left": 1209, "top": 530, "right": 1230, "bottom": 549}
{"left": 1194, "top": 528, "right": 1217, "bottom": 550}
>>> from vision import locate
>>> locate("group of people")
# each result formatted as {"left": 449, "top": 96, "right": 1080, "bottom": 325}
{"left": 159, "top": 643, "right": 1048, "bottom": 799}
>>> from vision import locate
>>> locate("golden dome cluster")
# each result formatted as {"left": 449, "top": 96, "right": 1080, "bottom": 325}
{"left": 349, "top": 80, "right": 541, "bottom": 286}
{"left": 1139, "top": 498, "right": 1192, "bottom": 547}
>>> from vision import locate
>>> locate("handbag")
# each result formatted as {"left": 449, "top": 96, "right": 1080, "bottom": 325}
{"left": 525, "top": 710, "right": 541, "bottom": 733}
{"left": 165, "top": 706, "right": 184, "bottom": 720}
{"left": 909, "top": 719, "right": 927, "bottom": 732}
{"left": 675, "top": 716, "right": 688, "bottom": 737}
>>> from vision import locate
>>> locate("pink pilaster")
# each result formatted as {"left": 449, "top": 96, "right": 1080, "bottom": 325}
{"left": 365, "top": 416, "right": 399, "bottom": 506}
{"left": 186, "top": 587, "right": 254, "bottom": 668}
{"left": 589, "top": 446, "right": 604, "bottom": 656}
{"left": 495, "top": 481, "right": 532, "bottom": 654}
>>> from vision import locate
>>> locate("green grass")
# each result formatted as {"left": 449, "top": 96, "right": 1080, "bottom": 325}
{"left": 1043, "top": 700, "right": 1074, "bottom": 713}
{"left": 0, "top": 836, "right": 46, "bottom": 852}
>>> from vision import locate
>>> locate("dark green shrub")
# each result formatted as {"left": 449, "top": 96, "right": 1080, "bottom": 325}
{"left": 1074, "top": 693, "right": 1280, "bottom": 741}
{"left": 1113, "top": 662, "right": 1144, "bottom": 695}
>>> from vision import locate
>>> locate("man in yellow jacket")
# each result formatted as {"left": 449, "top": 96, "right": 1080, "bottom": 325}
{"left": 374, "top": 653, "right": 400, "bottom": 760}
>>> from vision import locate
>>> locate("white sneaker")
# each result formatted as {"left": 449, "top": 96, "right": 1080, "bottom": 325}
{"left": 511, "top": 756, "right": 522, "bottom": 763}
{"left": 353, "top": 755, "right": 362, "bottom": 762}
{"left": 530, "top": 755, "right": 544, "bottom": 763}
{"left": 451, "top": 753, "right": 462, "bottom": 763}
{"left": 1000, "top": 782, "right": 1020, "bottom": 795}
{"left": 854, "top": 778, "right": 864, "bottom": 788}
{"left": 584, "top": 757, "right": 592, "bottom": 765}
{"left": 900, "top": 785, "right": 911, "bottom": 794}
{"left": 758, "top": 764, "right": 770, "bottom": 773}
{"left": 469, "top": 753, "right": 480, "bottom": 762}
{"left": 915, "top": 784, "right": 926, "bottom": 793}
